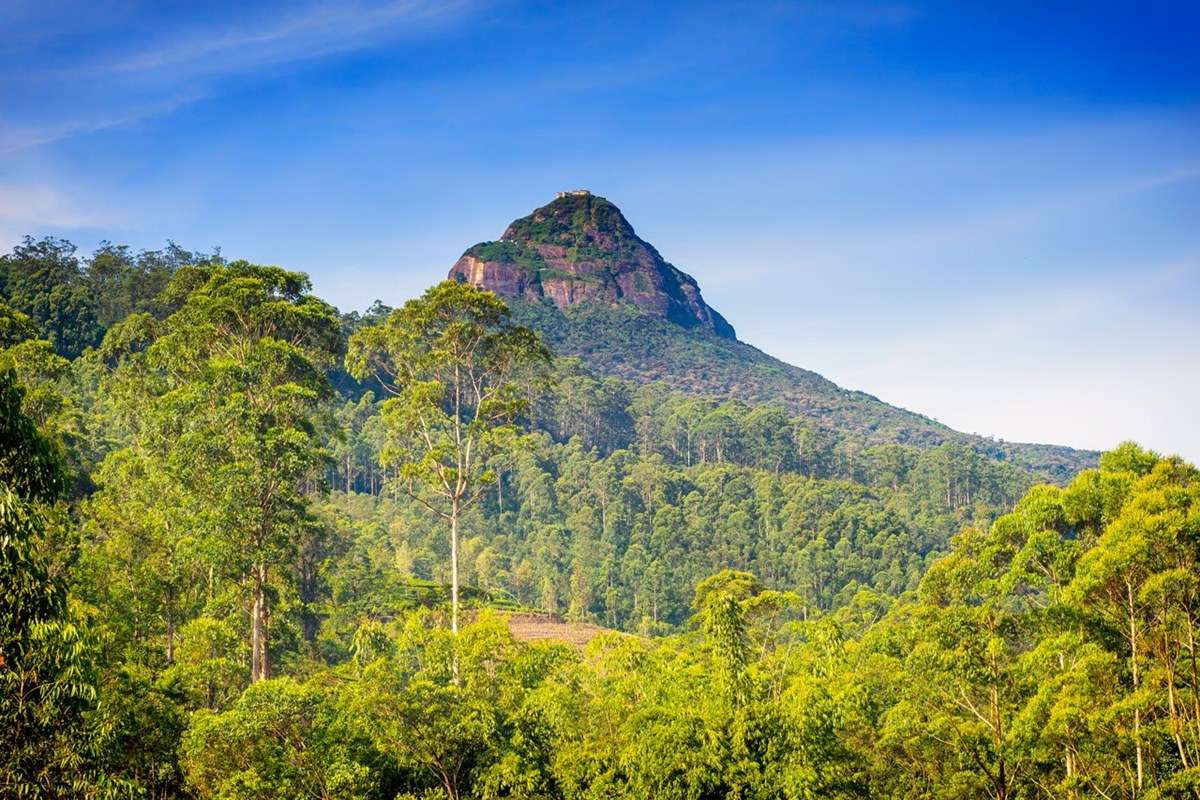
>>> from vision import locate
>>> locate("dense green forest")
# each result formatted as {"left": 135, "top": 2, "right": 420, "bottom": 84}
{"left": 2, "top": 237, "right": 1198, "bottom": 799}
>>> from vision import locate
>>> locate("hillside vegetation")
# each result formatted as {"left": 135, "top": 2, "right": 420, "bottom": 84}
{"left": 1, "top": 237, "right": 1188, "bottom": 800}
{"left": 510, "top": 298, "right": 1094, "bottom": 480}
{"left": 450, "top": 192, "right": 1096, "bottom": 481}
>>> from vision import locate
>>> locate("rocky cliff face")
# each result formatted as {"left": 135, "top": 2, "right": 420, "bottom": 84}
{"left": 449, "top": 190, "right": 736, "bottom": 339}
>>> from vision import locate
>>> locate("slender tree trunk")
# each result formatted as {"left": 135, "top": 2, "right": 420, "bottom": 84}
{"left": 1058, "top": 650, "right": 1077, "bottom": 800}
{"left": 299, "top": 554, "right": 319, "bottom": 645}
{"left": 251, "top": 585, "right": 262, "bottom": 682}
{"left": 450, "top": 497, "right": 461, "bottom": 684}
{"left": 251, "top": 563, "right": 269, "bottom": 682}
{"left": 989, "top": 635, "right": 1008, "bottom": 800}
{"left": 164, "top": 584, "right": 176, "bottom": 664}
{"left": 1065, "top": 745, "right": 1075, "bottom": 798}
{"left": 262, "top": 566, "right": 271, "bottom": 680}
{"left": 652, "top": 572, "right": 659, "bottom": 624}
{"left": 1183, "top": 614, "right": 1200, "bottom": 757}
{"left": 1167, "top": 657, "right": 1189, "bottom": 768}
{"left": 1129, "top": 581, "right": 1143, "bottom": 795}
{"left": 1156, "top": 617, "right": 1192, "bottom": 769}
{"left": 450, "top": 501, "right": 460, "bottom": 636}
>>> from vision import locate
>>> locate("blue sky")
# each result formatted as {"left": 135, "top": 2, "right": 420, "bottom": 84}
{"left": 2, "top": 0, "right": 1198, "bottom": 461}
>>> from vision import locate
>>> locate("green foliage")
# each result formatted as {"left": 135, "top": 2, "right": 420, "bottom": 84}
{"left": 0, "top": 237, "right": 103, "bottom": 359}
{"left": 165, "top": 616, "right": 246, "bottom": 710}
{"left": 345, "top": 280, "right": 550, "bottom": 508}
{"left": 695, "top": 570, "right": 759, "bottom": 707}
{"left": 349, "top": 613, "right": 522, "bottom": 800}
{"left": 506, "top": 297, "right": 1095, "bottom": 482}
{"left": 347, "top": 279, "right": 551, "bottom": 633}
{"left": 3, "top": 232, "right": 1192, "bottom": 799}
{"left": 466, "top": 241, "right": 549, "bottom": 276}
{"left": 183, "top": 676, "right": 374, "bottom": 800}
{"left": 502, "top": 193, "right": 640, "bottom": 259}
{"left": 0, "top": 339, "right": 71, "bottom": 427}
{"left": 319, "top": 428, "right": 1026, "bottom": 630}
{"left": 88, "top": 663, "right": 190, "bottom": 798}
{"left": 0, "top": 236, "right": 221, "bottom": 359}
{"left": 85, "top": 240, "right": 214, "bottom": 328}
{"left": 864, "top": 443, "right": 1200, "bottom": 798}
{"left": 0, "top": 369, "right": 66, "bottom": 501}
{"left": 0, "top": 299, "right": 40, "bottom": 347}
{"left": 87, "top": 260, "right": 341, "bottom": 682}
{"left": 0, "top": 371, "right": 112, "bottom": 797}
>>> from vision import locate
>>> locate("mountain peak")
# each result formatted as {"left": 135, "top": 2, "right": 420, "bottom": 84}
{"left": 449, "top": 193, "right": 736, "bottom": 339}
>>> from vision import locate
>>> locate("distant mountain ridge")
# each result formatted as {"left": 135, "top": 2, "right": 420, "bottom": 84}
{"left": 449, "top": 192, "right": 1097, "bottom": 481}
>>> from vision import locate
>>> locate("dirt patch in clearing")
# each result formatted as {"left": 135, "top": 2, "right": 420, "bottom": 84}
{"left": 504, "top": 613, "right": 607, "bottom": 649}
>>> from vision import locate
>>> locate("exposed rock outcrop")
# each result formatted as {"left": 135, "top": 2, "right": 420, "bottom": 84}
{"left": 449, "top": 191, "right": 736, "bottom": 339}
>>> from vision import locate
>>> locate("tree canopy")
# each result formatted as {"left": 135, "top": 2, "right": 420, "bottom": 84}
{"left": 0, "top": 234, "right": 1192, "bottom": 799}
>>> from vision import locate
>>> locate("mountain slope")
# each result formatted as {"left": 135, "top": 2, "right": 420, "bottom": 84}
{"left": 449, "top": 191, "right": 1097, "bottom": 481}
{"left": 449, "top": 190, "right": 735, "bottom": 338}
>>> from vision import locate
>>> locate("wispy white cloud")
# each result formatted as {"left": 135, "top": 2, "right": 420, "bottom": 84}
{"left": 0, "top": 91, "right": 207, "bottom": 155}
{"left": 1, "top": 0, "right": 484, "bottom": 154}
{"left": 785, "top": 161, "right": 1200, "bottom": 273}
{"left": 0, "top": 182, "right": 124, "bottom": 252}
{"left": 645, "top": 119, "right": 1200, "bottom": 295}
{"left": 1130, "top": 163, "right": 1200, "bottom": 192}
{"left": 107, "top": 0, "right": 479, "bottom": 78}
{"left": 2, "top": 0, "right": 923, "bottom": 156}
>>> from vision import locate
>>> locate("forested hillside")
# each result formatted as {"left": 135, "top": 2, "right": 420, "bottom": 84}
{"left": 448, "top": 192, "right": 1097, "bottom": 481}
{"left": 2, "top": 237, "right": 1195, "bottom": 799}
